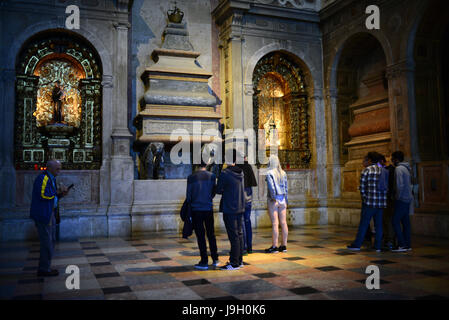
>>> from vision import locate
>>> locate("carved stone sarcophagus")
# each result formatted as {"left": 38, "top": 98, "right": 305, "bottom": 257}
{"left": 133, "top": 7, "right": 221, "bottom": 179}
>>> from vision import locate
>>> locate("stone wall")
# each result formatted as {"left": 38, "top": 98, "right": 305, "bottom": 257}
{"left": 1, "top": 0, "right": 448, "bottom": 241}
{"left": 321, "top": 0, "right": 449, "bottom": 237}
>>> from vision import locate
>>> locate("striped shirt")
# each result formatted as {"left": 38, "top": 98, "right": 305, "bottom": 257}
{"left": 359, "top": 164, "right": 387, "bottom": 208}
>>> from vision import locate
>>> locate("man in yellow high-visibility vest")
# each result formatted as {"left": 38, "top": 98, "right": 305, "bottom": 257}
{"left": 30, "top": 160, "right": 69, "bottom": 277}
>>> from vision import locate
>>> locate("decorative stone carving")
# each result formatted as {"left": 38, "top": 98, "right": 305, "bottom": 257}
{"left": 254, "top": 0, "right": 305, "bottom": 9}
{"left": 326, "top": 88, "right": 338, "bottom": 99}
{"left": 244, "top": 83, "right": 254, "bottom": 96}
{"left": 101, "top": 75, "right": 113, "bottom": 88}
{"left": 386, "top": 61, "right": 415, "bottom": 80}
{"left": 141, "top": 142, "right": 165, "bottom": 180}
{"left": 112, "top": 21, "right": 131, "bottom": 29}
{"left": 161, "top": 23, "right": 194, "bottom": 51}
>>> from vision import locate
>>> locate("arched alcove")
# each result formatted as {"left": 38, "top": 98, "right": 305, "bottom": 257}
{"left": 334, "top": 32, "right": 389, "bottom": 194}
{"left": 252, "top": 51, "right": 311, "bottom": 169}
{"left": 14, "top": 29, "right": 103, "bottom": 170}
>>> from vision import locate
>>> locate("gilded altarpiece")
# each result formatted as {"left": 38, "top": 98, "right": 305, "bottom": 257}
{"left": 252, "top": 52, "right": 311, "bottom": 169}
{"left": 14, "top": 34, "right": 102, "bottom": 170}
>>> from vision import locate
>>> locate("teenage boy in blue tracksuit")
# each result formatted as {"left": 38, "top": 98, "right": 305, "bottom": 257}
{"left": 216, "top": 149, "right": 246, "bottom": 270}
{"left": 186, "top": 160, "right": 219, "bottom": 270}
{"left": 30, "top": 160, "right": 69, "bottom": 277}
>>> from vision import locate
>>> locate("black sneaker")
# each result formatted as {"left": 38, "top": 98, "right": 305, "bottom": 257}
{"left": 194, "top": 262, "right": 209, "bottom": 270}
{"left": 37, "top": 269, "right": 59, "bottom": 277}
{"left": 265, "top": 246, "right": 279, "bottom": 253}
{"left": 212, "top": 260, "right": 220, "bottom": 267}
{"left": 219, "top": 263, "right": 240, "bottom": 271}
{"left": 279, "top": 245, "right": 287, "bottom": 252}
{"left": 347, "top": 244, "right": 361, "bottom": 251}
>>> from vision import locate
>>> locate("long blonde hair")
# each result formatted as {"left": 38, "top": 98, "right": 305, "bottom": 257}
{"left": 268, "top": 155, "right": 286, "bottom": 185}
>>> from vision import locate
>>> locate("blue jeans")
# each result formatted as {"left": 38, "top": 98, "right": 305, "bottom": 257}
{"left": 353, "top": 206, "right": 383, "bottom": 250}
{"left": 35, "top": 215, "right": 56, "bottom": 272}
{"left": 223, "top": 212, "right": 244, "bottom": 267}
{"left": 242, "top": 202, "right": 252, "bottom": 251}
{"left": 393, "top": 200, "right": 411, "bottom": 248}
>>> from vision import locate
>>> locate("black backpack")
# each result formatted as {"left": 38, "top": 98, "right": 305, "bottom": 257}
{"left": 377, "top": 166, "right": 389, "bottom": 193}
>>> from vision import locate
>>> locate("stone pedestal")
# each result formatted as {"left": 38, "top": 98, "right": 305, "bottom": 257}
{"left": 134, "top": 20, "right": 221, "bottom": 179}
{"left": 342, "top": 71, "right": 391, "bottom": 196}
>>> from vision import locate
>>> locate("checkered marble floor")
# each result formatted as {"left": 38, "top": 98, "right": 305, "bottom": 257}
{"left": 1, "top": 225, "right": 449, "bottom": 300}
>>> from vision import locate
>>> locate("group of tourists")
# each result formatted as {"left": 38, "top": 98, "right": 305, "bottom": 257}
{"left": 347, "top": 150, "right": 414, "bottom": 253}
{"left": 29, "top": 149, "right": 414, "bottom": 277}
{"left": 185, "top": 150, "right": 289, "bottom": 271}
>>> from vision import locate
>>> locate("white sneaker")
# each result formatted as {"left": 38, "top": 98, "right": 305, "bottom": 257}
{"left": 391, "top": 247, "right": 407, "bottom": 252}
{"left": 219, "top": 264, "right": 240, "bottom": 271}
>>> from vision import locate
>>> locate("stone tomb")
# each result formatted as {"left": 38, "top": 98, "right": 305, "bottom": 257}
{"left": 133, "top": 16, "right": 220, "bottom": 183}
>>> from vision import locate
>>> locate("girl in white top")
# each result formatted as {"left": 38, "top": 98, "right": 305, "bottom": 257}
{"left": 265, "top": 155, "right": 288, "bottom": 253}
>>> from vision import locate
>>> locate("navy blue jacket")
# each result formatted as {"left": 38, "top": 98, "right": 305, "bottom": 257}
{"left": 30, "top": 171, "right": 57, "bottom": 225}
{"left": 216, "top": 165, "right": 246, "bottom": 214}
{"left": 186, "top": 170, "right": 216, "bottom": 212}
{"left": 180, "top": 199, "right": 193, "bottom": 239}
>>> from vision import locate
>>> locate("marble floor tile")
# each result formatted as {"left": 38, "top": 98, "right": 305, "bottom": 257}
{"left": 1, "top": 225, "right": 448, "bottom": 300}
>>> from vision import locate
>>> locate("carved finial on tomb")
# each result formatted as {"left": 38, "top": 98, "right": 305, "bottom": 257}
{"left": 167, "top": 2, "right": 184, "bottom": 23}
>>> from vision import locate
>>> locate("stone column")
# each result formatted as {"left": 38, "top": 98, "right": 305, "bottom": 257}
{"left": 310, "top": 88, "right": 328, "bottom": 201}
{"left": 99, "top": 75, "right": 113, "bottom": 212}
{"left": 0, "top": 69, "right": 16, "bottom": 210}
{"left": 219, "top": 12, "right": 247, "bottom": 159}
{"left": 243, "top": 83, "right": 255, "bottom": 134}
{"left": 386, "top": 60, "right": 416, "bottom": 160}
{"left": 325, "top": 87, "right": 342, "bottom": 198}
{"left": 230, "top": 35, "right": 244, "bottom": 131}
{"left": 228, "top": 13, "right": 245, "bottom": 132}
{"left": 108, "top": 22, "right": 134, "bottom": 236}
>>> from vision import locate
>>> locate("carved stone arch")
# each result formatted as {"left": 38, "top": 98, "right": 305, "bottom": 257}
{"left": 327, "top": 30, "right": 393, "bottom": 94}
{"left": 8, "top": 22, "right": 112, "bottom": 77}
{"left": 244, "top": 43, "right": 318, "bottom": 92}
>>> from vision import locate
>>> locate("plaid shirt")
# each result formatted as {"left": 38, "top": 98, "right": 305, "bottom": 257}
{"left": 359, "top": 164, "right": 387, "bottom": 208}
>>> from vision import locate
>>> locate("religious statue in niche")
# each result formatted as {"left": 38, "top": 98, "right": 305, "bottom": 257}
{"left": 33, "top": 58, "right": 83, "bottom": 129}
{"left": 257, "top": 73, "right": 291, "bottom": 149}
{"left": 252, "top": 51, "right": 311, "bottom": 169}
{"left": 51, "top": 80, "right": 66, "bottom": 123}
{"left": 15, "top": 31, "right": 103, "bottom": 170}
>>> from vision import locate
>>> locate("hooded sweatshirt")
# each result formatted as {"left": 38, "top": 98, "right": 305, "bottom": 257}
{"left": 395, "top": 162, "right": 413, "bottom": 203}
{"left": 236, "top": 162, "right": 258, "bottom": 202}
{"left": 216, "top": 165, "right": 246, "bottom": 214}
